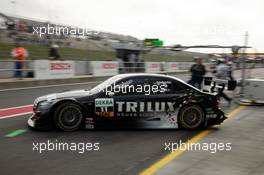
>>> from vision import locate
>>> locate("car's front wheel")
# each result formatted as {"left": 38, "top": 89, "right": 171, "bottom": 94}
{"left": 54, "top": 102, "right": 83, "bottom": 131}
{"left": 178, "top": 104, "right": 205, "bottom": 130}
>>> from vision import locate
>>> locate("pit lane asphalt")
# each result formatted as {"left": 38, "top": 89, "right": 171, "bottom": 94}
{"left": 0, "top": 108, "right": 237, "bottom": 175}
{"left": 0, "top": 69, "right": 263, "bottom": 175}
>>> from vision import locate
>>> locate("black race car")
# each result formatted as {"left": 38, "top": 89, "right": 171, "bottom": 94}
{"left": 28, "top": 73, "right": 226, "bottom": 131}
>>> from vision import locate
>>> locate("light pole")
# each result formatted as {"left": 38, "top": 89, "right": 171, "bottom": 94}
{"left": 240, "top": 31, "right": 249, "bottom": 96}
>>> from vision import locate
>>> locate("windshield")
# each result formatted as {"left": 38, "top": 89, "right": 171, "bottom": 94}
{"left": 89, "top": 75, "right": 125, "bottom": 94}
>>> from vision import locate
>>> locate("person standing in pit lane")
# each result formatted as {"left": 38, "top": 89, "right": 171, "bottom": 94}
{"left": 215, "top": 58, "right": 232, "bottom": 104}
{"left": 11, "top": 43, "right": 28, "bottom": 79}
{"left": 227, "top": 61, "right": 234, "bottom": 81}
{"left": 188, "top": 56, "right": 207, "bottom": 89}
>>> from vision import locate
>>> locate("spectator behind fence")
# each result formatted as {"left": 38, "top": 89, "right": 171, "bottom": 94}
{"left": 188, "top": 56, "right": 206, "bottom": 89}
{"left": 48, "top": 44, "right": 60, "bottom": 60}
{"left": 11, "top": 43, "right": 28, "bottom": 79}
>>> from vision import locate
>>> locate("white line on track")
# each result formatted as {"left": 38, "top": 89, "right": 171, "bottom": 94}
{"left": 0, "top": 81, "right": 102, "bottom": 92}
{"left": 0, "top": 112, "right": 33, "bottom": 119}
{"left": 0, "top": 104, "right": 33, "bottom": 111}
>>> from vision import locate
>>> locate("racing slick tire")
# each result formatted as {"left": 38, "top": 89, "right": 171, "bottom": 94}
{"left": 53, "top": 102, "right": 83, "bottom": 131}
{"left": 178, "top": 104, "right": 205, "bottom": 130}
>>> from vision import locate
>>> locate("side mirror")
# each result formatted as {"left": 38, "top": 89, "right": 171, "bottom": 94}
{"left": 107, "top": 91, "right": 115, "bottom": 97}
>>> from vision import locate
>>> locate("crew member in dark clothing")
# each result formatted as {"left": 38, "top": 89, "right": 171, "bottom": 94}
{"left": 48, "top": 44, "right": 60, "bottom": 60}
{"left": 188, "top": 57, "right": 206, "bottom": 89}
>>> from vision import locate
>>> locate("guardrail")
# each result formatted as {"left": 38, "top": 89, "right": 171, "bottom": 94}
{"left": 0, "top": 60, "right": 191, "bottom": 79}
{"left": 0, "top": 59, "right": 263, "bottom": 79}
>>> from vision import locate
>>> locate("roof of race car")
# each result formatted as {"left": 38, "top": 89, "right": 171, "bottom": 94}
{"left": 112, "top": 73, "right": 205, "bottom": 93}
{"left": 113, "top": 73, "right": 185, "bottom": 83}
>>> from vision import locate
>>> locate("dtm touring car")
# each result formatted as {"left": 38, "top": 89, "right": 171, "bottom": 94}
{"left": 28, "top": 73, "right": 226, "bottom": 131}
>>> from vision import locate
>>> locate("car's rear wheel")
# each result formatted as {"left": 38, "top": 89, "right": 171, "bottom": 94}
{"left": 178, "top": 104, "right": 205, "bottom": 130}
{"left": 54, "top": 102, "right": 83, "bottom": 131}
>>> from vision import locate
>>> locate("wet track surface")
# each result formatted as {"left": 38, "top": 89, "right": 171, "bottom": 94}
{"left": 0, "top": 69, "right": 263, "bottom": 175}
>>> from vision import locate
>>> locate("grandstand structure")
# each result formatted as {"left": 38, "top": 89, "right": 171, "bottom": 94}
{"left": 0, "top": 13, "right": 208, "bottom": 61}
{"left": 0, "top": 12, "right": 140, "bottom": 50}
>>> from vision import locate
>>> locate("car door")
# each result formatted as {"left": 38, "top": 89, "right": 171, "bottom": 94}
{"left": 112, "top": 76, "right": 147, "bottom": 119}
{"left": 143, "top": 76, "right": 187, "bottom": 118}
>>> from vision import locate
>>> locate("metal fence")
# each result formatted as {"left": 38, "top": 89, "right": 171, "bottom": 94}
{"left": 0, "top": 59, "right": 264, "bottom": 79}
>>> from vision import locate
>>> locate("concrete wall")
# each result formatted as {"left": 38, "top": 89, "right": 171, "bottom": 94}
{"left": 0, "top": 61, "right": 34, "bottom": 78}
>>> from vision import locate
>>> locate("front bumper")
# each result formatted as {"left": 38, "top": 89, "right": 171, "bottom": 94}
{"left": 27, "top": 113, "right": 53, "bottom": 130}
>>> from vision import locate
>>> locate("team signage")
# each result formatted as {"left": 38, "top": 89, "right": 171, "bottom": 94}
{"left": 90, "top": 61, "right": 118, "bottom": 76}
{"left": 34, "top": 60, "right": 75, "bottom": 79}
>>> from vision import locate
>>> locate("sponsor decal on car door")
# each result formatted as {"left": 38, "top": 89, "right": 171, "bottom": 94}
{"left": 95, "top": 98, "right": 114, "bottom": 117}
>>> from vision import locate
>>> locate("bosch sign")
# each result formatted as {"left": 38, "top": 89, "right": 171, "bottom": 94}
{"left": 102, "top": 63, "right": 117, "bottom": 69}
{"left": 50, "top": 63, "right": 72, "bottom": 70}
{"left": 34, "top": 60, "right": 75, "bottom": 79}
{"left": 90, "top": 61, "right": 118, "bottom": 76}
{"left": 145, "top": 62, "right": 161, "bottom": 73}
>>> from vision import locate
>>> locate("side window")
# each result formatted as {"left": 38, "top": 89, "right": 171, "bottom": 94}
{"left": 107, "top": 76, "right": 186, "bottom": 96}
{"left": 151, "top": 77, "right": 185, "bottom": 94}
{"left": 170, "top": 80, "right": 186, "bottom": 93}
{"left": 144, "top": 77, "right": 171, "bottom": 95}
{"left": 112, "top": 77, "right": 148, "bottom": 96}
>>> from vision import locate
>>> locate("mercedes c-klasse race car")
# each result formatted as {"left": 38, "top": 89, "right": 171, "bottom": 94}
{"left": 28, "top": 73, "right": 226, "bottom": 131}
